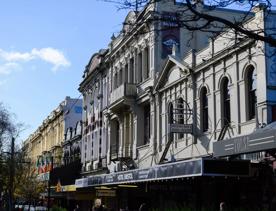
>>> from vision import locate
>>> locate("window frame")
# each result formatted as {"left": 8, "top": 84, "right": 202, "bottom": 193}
{"left": 221, "top": 77, "right": 231, "bottom": 127}
{"left": 246, "top": 66, "right": 257, "bottom": 120}
{"left": 200, "top": 87, "right": 209, "bottom": 132}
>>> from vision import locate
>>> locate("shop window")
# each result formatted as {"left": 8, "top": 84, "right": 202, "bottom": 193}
{"left": 200, "top": 87, "right": 208, "bottom": 132}
{"left": 246, "top": 66, "right": 257, "bottom": 120}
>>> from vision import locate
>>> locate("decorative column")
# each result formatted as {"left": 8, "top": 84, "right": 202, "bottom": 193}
{"left": 149, "top": 92, "right": 155, "bottom": 149}
{"left": 118, "top": 117, "right": 124, "bottom": 158}
{"left": 155, "top": 92, "right": 161, "bottom": 153}
{"left": 110, "top": 64, "right": 114, "bottom": 92}
{"left": 123, "top": 114, "right": 129, "bottom": 157}
{"left": 132, "top": 113, "right": 138, "bottom": 159}
{"left": 129, "top": 113, "right": 133, "bottom": 157}
{"left": 117, "top": 67, "right": 121, "bottom": 88}
{"left": 106, "top": 115, "right": 111, "bottom": 164}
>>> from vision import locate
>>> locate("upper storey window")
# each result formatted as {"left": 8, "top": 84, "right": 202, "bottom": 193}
{"left": 221, "top": 77, "right": 231, "bottom": 126}
{"left": 200, "top": 87, "right": 208, "bottom": 132}
{"left": 246, "top": 66, "right": 257, "bottom": 120}
{"left": 168, "top": 102, "right": 174, "bottom": 124}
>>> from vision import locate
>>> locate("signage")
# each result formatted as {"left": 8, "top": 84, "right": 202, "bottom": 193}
{"left": 213, "top": 129, "right": 276, "bottom": 157}
{"left": 76, "top": 159, "right": 250, "bottom": 188}
{"left": 96, "top": 189, "right": 116, "bottom": 197}
{"left": 161, "top": 12, "right": 180, "bottom": 58}
{"left": 62, "top": 185, "right": 76, "bottom": 192}
{"left": 75, "top": 178, "right": 88, "bottom": 188}
{"left": 168, "top": 123, "right": 193, "bottom": 134}
{"left": 85, "top": 159, "right": 202, "bottom": 187}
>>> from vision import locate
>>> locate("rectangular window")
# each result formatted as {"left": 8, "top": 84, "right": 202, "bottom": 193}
{"left": 144, "top": 104, "right": 151, "bottom": 145}
{"left": 125, "top": 63, "right": 128, "bottom": 83}
{"left": 130, "top": 58, "right": 134, "bottom": 83}
{"left": 144, "top": 47, "right": 150, "bottom": 79}
{"left": 150, "top": 47, "right": 154, "bottom": 69}
{"left": 138, "top": 52, "right": 142, "bottom": 83}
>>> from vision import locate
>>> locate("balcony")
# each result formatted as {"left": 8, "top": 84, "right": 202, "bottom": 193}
{"left": 110, "top": 83, "right": 137, "bottom": 108}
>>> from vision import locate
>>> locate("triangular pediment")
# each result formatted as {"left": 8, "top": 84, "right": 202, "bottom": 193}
{"left": 154, "top": 55, "right": 191, "bottom": 92}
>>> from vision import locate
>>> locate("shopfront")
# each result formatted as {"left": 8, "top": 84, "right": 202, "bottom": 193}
{"left": 75, "top": 158, "right": 260, "bottom": 210}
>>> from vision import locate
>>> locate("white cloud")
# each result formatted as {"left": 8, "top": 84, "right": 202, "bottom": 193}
{"left": 0, "top": 49, "right": 33, "bottom": 62}
{"left": 0, "top": 62, "right": 21, "bottom": 75}
{"left": 32, "top": 48, "right": 71, "bottom": 71}
{"left": 0, "top": 47, "right": 70, "bottom": 73}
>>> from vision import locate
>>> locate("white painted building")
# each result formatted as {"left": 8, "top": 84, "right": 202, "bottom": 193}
{"left": 79, "top": 0, "right": 276, "bottom": 178}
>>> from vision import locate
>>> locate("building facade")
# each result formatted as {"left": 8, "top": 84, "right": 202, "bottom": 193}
{"left": 76, "top": 1, "right": 276, "bottom": 210}
{"left": 24, "top": 96, "right": 82, "bottom": 174}
{"left": 79, "top": 0, "right": 259, "bottom": 173}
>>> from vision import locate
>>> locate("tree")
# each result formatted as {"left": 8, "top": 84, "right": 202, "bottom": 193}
{"left": 0, "top": 103, "right": 25, "bottom": 211}
{"left": 102, "top": 0, "right": 276, "bottom": 47}
{"left": 14, "top": 161, "right": 46, "bottom": 209}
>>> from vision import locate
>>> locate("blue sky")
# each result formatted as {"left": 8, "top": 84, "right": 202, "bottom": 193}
{"left": 0, "top": 0, "right": 128, "bottom": 143}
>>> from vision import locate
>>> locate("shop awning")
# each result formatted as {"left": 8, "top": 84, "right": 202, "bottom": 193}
{"left": 213, "top": 123, "right": 276, "bottom": 157}
{"left": 75, "top": 158, "right": 250, "bottom": 188}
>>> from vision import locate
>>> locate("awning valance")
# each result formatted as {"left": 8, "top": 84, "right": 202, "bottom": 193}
{"left": 213, "top": 126, "right": 276, "bottom": 157}
{"left": 75, "top": 158, "right": 250, "bottom": 188}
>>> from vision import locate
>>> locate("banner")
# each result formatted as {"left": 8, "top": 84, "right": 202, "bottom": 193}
{"left": 161, "top": 12, "right": 180, "bottom": 58}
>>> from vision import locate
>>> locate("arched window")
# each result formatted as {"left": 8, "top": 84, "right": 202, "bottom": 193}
{"left": 221, "top": 77, "right": 231, "bottom": 126}
{"left": 177, "top": 98, "right": 184, "bottom": 138}
{"left": 200, "top": 87, "right": 208, "bottom": 132}
{"left": 168, "top": 103, "right": 174, "bottom": 124}
{"left": 246, "top": 66, "right": 257, "bottom": 120}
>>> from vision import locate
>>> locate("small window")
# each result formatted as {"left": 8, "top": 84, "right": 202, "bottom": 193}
{"left": 200, "top": 87, "right": 208, "bottom": 132}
